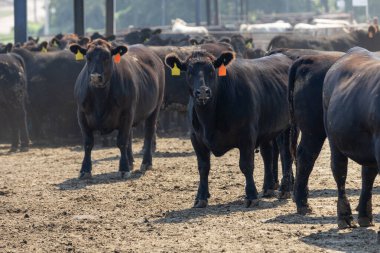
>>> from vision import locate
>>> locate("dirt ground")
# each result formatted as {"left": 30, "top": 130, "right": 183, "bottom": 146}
{"left": 0, "top": 136, "right": 379, "bottom": 253}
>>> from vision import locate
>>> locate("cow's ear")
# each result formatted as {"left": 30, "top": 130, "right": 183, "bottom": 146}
{"left": 152, "top": 29, "right": 162, "bottom": 35}
{"left": 38, "top": 41, "right": 48, "bottom": 52}
{"left": 50, "top": 38, "right": 60, "bottom": 47}
{"left": 213, "top": 51, "right": 235, "bottom": 68}
{"left": 189, "top": 38, "right": 199, "bottom": 45}
{"left": 5, "top": 43, "right": 13, "bottom": 53}
{"left": 111, "top": 45, "right": 128, "bottom": 56}
{"left": 245, "top": 38, "right": 253, "bottom": 48}
{"left": 165, "top": 53, "right": 187, "bottom": 71}
{"left": 69, "top": 43, "right": 87, "bottom": 56}
{"left": 106, "top": 35, "right": 116, "bottom": 41}
{"left": 78, "top": 37, "right": 90, "bottom": 46}
{"left": 219, "top": 37, "right": 231, "bottom": 44}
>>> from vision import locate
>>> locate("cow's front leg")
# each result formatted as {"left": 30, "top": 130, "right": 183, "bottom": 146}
{"left": 191, "top": 133, "right": 210, "bottom": 208}
{"left": 78, "top": 112, "right": 94, "bottom": 179}
{"left": 117, "top": 128, "right": 132, "bottom": 179}
{"left": 239, "top": 147, "right": 258, "bottom": 207}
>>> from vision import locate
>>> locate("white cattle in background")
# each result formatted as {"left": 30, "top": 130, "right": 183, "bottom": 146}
{"left": 240, "top": 20, "right": 292, "bottom": 33}
{"left": 294, "top": 19, "right": 351, "bottom": 36}
{"left": 171, "top": 18, "right": 208, "bottom": 35}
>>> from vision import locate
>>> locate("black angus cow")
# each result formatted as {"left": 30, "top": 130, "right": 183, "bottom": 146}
{"left": 267, "top": 29, "right": 380, "bottom": 52}
{"left": 124, "top": 28, "right": 162, "bottom": 45}
{"left": 323, "top": 47, "right": 380, "bottom": 231}
{"left": 165, "top": 51, "right": 294, "bottom": 207}
{"left": 70, "top": 39, "right": 165, "bottom": 179}
{"left": 287, "top": 51, "right": 344, "bottom": 214}
{"left": 12, "top": 47, "right": 85, "bottom": 141}
{"left": 0, "top": 52, "right": 29, "bottom": 151}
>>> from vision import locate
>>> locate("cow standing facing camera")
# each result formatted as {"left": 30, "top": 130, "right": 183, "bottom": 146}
{"left": 165, "top": 51, "right": 293, "bottom": 208}
{"left": 70, "top": 39, "right": 165, "bottom": 179}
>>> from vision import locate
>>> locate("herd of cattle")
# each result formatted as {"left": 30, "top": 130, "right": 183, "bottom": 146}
{"left": 1, "top": 25, "right": 380, "bottom": 238}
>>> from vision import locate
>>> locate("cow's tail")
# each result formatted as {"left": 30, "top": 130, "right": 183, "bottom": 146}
{"left": 288, "top": 58, "right": 304, "bottom": 161}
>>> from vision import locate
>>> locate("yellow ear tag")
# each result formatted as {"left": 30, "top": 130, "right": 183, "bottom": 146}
{"left": 75, "top": 51, "right": 84, "bottom": 61}
{"left": 53, "top": 41, "right": 58, "bottom": 47}
{"left": 114, "top": 53, "right": 121, "bottom": 63}
{"left": 218, "top": 64, "right": 227, "bottom": 77}
{"left": 41, "top": 47, "right": 47, "bottom": 53}
{"left": 171, "top": 63, "right": 180, "bottom": 76}
{"left": 246, "top": 42, "right": 253, "bottom": 48}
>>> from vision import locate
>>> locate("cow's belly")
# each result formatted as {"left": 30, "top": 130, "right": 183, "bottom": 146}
{"left": 328, "top": 126, "right": 377, "bottom": 166}
{"left": 85, "top": 112, "right": 121, "bottom": 134}
{"left": 198, "top": 131, "right": 239, "bottom": 157}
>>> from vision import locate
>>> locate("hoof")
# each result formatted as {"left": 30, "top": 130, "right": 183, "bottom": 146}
{"left": 245, "top": 199, "right": 259, "bottom": 208}
{"left": 140, "top": 163, "right": 152, "bottom": 172}
{"left": 278, "top": 191, "right": 291, "bottom": 199}
{"left": 337, "top": 218, "right": 357, "bottom": 229}
{"left": 262, "top": 189, "right": 276, "bottom": 198}
{"left": 8, "top": 147, "right": 18, "bottom": 153}
{"left": 19, "top": 146, "right": 29, "bottom": 152}
{"left": 297, "top": 205, "right": 313, "bottom": 215}
{"left": 358, "top": 217, "right": 374, "bottom": 227}
{"left": 120, "top": 171, "right": 132, "bottom": 179}
{"left": 193, "top": 199, "right": 208, "bottom": 208}
{"left": 79, "top": 172, "right": 92, "bottom": 180}
{"left": 274, "top": 183, "right": 280, "bottom": 190}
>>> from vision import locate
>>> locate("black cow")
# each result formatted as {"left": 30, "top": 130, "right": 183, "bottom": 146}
{"left": 70, "top": 39, "right": 165, "bottom": 179}
{"left": 12, "top": 47, "right": 85, "bottom": 141}
{"left": 0, "top": 52, "right": 29, "bottom": 151}
{"left": 323, "top": 47, "right": 380, "bottom": 231}
{"left": 267, "top": 29, "right": 380, "bottom": 52}
{"left": 124, "top": 28, "right": 162, "bottom": 45}
{"left": 165, "top": 51, "right": 294, "bottom": 207}
{"left": 288, "top": 51, "right": 344, "bottom": 214}
{"left": 0, "top": 43, "right": 13, "bottom": 54}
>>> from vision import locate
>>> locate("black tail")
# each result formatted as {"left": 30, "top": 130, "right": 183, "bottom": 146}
{"left": 288, "top": 58, "right": 305, "bottom": 161}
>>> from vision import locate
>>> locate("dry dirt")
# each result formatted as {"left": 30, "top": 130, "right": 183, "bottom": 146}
{"left": 0, "top": 137, "right": 379, "bottom": 253}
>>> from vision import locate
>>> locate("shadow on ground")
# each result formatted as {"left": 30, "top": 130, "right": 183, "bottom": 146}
{"left": 154, "top": 198, "right": 289, "bottom": 224}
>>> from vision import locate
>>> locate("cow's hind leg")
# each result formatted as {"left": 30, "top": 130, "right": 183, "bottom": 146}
{"left": 294, "top": 133, "right": 325, "bottom": 215}
{"left": 239, "top": 147, "right": 259, "bottom": 207}
{"left": 260, "top": 141, "right": 276, "bottom": 198}
{"left": 277, "top": 128, "right": 294, "bottom": 199}
{"left": 140, "top": 108, "right": 159, "bottom": 171}
{"left": 272, "top": 143, "right": 279, "bottom": 190}
{"left": 16, "top": 105, "right": 30, "bottom": 152}
{"left": 357, "top": 165, "right": 377, "bottom": 227}
{"left": 330, "top": 143, "right": 356, "bottom": 229}
{"left": 6, "top": 110, "right": 19, "bottom": 152}
{"left": 191, "top": 133, "right": 210, "bottom": 208}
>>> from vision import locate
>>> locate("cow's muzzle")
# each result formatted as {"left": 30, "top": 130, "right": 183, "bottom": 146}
{"left": 194, "top": 86, "right": 212, "bottom": 105}
{"left": 90, "top": 73, "right": 105, "bottom": 88}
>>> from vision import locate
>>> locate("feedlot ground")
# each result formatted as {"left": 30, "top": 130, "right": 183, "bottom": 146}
{"left": 0, "top": 137, "right": 379, "bottom": 253}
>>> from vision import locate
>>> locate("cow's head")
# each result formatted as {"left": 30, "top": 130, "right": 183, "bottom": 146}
{"left": 70, "top": 39, "right": 127, "bottom": 88}
{"left": 165, "top": 50, "right": 235, "bottom": 106}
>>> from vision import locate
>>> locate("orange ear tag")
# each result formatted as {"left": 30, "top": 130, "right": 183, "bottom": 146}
{"left": 75, "top": 51, "right": 84, "bottom": 61}
{"left": 218, "top": 64, "right": 227, "bottom": 76}
{"left": 171, "top": 63, "right": 180, "bottom": 76}
{"left": 114, "top": 53, "right": 121, "bottom": 63}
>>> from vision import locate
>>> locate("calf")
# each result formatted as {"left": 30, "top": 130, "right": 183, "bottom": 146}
{"left": 165, "top": 51, "right": 293, "bottom": 207}
{"left": 70, "top": 39, "right": 164, "bottom": 179}
{"left": 323, "top": 47, "right": 380, "bottom": 232}
{"left": 0, "top": 53, "right": 29, "bottom": 151}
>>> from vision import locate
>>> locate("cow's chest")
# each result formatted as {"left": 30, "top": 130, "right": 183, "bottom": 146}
{"left": 196, "top": 128, "right": 237, "bottom": 157}
{"left": 85, "top": 107, "right": 121, "bottom": 134}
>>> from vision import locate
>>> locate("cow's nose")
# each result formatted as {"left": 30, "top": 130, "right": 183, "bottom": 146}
{"left": 90, "top": 73, "right": 103, "bottom": 85}
{"left": 194, "top": 86, "right": 212, "bottom": 104}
